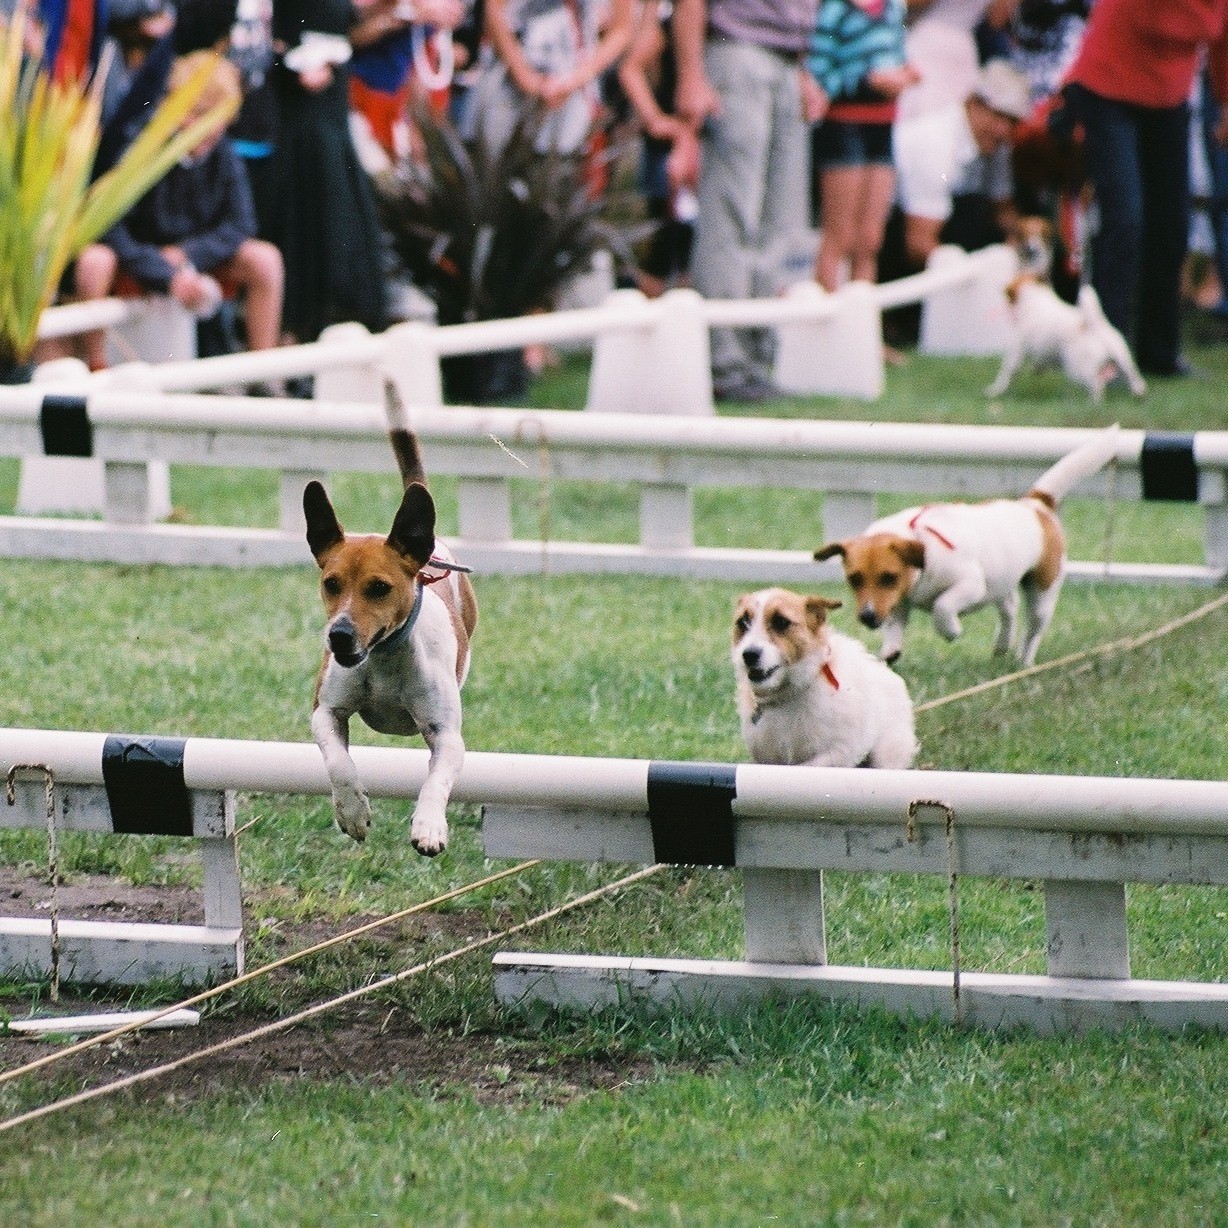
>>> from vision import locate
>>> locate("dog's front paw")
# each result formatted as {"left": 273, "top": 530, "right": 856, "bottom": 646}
{"left": 410, "top": 806, "right": 449, "bottom": 858}
{"left": 985, "top": 380, "right": 1007, "bottom": 399}
{"left": 332, "top": 783, "right": 371, "bottom": 842}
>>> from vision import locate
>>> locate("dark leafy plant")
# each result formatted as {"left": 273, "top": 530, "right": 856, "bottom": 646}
{"left": 374, "top": 105, "right": 613, "bottom": 327}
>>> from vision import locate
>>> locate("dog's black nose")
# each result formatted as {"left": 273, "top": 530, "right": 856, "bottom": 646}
{"left": 328, "top": 617, "right": 364, "bottom": 665}
{"left": 741, "top": 647, "right": 761, "bottom": 670}
{"left": 858, "top": 607, "right": 881, "bottom": 630}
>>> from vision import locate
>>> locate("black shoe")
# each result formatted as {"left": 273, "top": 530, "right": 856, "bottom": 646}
{"left": 244, "top": 380, "right": 285, "bottom": 398}
{"left": 1139, "top": 357, "right": 1205, "bottom": 380}
{"left": 713, "top": 370, "right": 782, "bottom": 405}
{"left": 284, "top": 375, "right": 315, "bottom": 399}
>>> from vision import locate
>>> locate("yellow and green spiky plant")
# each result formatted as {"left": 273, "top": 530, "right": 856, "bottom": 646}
{"left": 0, "top": 14, "right": 239, "bottom": 368}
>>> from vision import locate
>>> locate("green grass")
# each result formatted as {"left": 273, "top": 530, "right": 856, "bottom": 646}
{"left": 0, "top": 344, "right": 1227, "bottom": 1224}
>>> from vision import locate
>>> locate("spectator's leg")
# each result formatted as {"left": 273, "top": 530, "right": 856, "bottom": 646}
{"left": 1134, "top": 101, "right": 1192, "bottom": 375}
{"left": 1201, "top": 71, "right": 1228, "bottom": 311}
{"left": 692, "top": 40, "right": 781, "bottom": 389}
{"left": 217, "top": 239, "right": 285, "bottom": 352}
{"left": 851, "top": 162, "right": 896, "bottom": 285}
{"left": 752, "top": 51, "right": 809, "bottom": 368}
{"left": 73, "top": 243, "right": 118, "bottom": 371}
{"left": 1066, "top": 84, "right": 1143, "bottom": 340}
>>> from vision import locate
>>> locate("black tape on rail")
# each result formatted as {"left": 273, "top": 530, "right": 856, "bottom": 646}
{"left": 39, "top": 394, "right": 93, "bottom": 457}
{"left": 102, "top": 735, "right": 193, "bottom": 836}
{"left": 647, "top": 761, "right": 737, "bottom": 867}
{"left": 1140, "top": 432, "right": 1198, "bottom": 502}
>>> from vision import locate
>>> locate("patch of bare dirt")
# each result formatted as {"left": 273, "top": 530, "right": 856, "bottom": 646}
{"left": 0, "top": 870, "right": 661, "bottom": 1109}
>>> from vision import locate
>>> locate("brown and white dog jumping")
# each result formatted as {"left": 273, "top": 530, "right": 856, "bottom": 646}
{"left": 305, "top": 387, "right": 477, "bottom": 856}
{"left": 813, "top": 426, "right": 1120, "bottom": 666}
{"left": 732, "top": 588, "right": 917, "bottom": 769}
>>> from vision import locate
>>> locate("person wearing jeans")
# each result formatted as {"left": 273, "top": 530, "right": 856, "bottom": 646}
{"left": 674, "top": 0, "right": 816, "bottom": 404}
{"left": 1062, "top": 0, "right": 1228, "bottom": 378}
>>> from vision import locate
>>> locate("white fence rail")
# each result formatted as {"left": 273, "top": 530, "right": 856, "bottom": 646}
{"left": 3, "top": 728, "right": 1227, "bottom": 1030}
{"left": 33, "top": 243, "right": 1016, "bottom": 412}
{"left": 0, "top": 389, "right": 1224, "bottom": 582}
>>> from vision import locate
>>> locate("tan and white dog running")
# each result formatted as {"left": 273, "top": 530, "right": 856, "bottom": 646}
{"left": 305, "top": 388, "right": 477, "bottom": 856}
{"left": 732, "top": 588, "right": 917, "bottom": 769}
{"left": 813, "top": 425, "right": 1120, "bottom": 666}
{"left": 987, "top": 217, "right": 1147, "bottom": 404}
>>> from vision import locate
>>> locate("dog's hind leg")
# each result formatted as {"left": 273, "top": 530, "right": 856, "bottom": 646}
{"left": 868, "top": 725, "right": 918, "bottom": 769}
{"left": 1019, "top": 575, "right": 1062, "bottom": 666}
{"left": 993, "top": 589, "right": 1019, "bottom": 656}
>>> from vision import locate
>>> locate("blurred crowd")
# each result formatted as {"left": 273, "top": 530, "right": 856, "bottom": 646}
{"left": 10, "top": 0, "right": 1228, "bottom": 399}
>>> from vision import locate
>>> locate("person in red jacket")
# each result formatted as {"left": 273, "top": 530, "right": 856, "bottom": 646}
{"left": 1063, "top": 0, "right": 1228, "bottom": 377}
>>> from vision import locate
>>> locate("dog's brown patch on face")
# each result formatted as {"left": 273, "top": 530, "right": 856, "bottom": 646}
{"left": 819, "top": 534, "right": 922, "bottom": 626}
{"left": 1027, "top": 503, "right": 1065, "bottom": 591}
{"left": 734, "top": 589, "right": 840, "bottom": 662}
{"left": 317, "top": 536, "right": 420, "bottom": 652}
{"left": 761, "top": 589, "right": 817, "bottom": 664}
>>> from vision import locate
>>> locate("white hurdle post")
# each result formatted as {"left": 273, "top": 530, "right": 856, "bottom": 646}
{"left": 313, "top": 322, "right": 387, "bottom": 404}
{"left": 2, "top": 734, "right": 242, "bottom": 986}
{"left": 774, "top": 280, "right": 885, "bottom": 401}
{"left": 587, "top": 288, "right": 714, "bottom": 416}
{"left": 19, "top": 295, "right": 190, "bottom": 521}
{"left": 915, "top": 243, "right": 1017, "bottom": 357}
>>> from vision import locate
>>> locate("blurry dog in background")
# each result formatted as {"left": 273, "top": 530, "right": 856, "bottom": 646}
{"left": 988, "top": 217, "right": 1146, "bottom": 403}
{"left": 732, "top": 587, "right": 917, "bottom": 769}
{"left": 814, "top": 426, "right": 1120, "bottom": 666}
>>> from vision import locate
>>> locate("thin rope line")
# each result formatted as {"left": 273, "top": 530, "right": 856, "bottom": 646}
{"left": 0, "top": 859, "right": 541, "bottom": 1089}
{"left": 916, "top": 589, "right": 1228, "bottom": 714}
{"left": 0, "top": 864, "right": 663, "bottom": 1134}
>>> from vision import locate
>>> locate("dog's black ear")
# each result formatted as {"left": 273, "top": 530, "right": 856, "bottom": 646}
{"left": 892, "top": 538, "right": 927, "bottom": 569}
{"left": 303, "top": 481, "right": 344, "bottom": 561}
{"left": 813, "top": 542, "right": 845, "bottom": 562}
{"left": 387, "top": 481, "right": 436, "bottom": 566}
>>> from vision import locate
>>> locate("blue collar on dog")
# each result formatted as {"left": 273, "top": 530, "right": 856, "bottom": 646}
{"left": 370, "top": 557, "right": 471, "bottom": 656}
{"left": 371, "top": 583, "right": 424, "bottom": 655}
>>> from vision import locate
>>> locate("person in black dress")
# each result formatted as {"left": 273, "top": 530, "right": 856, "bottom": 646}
{"left": 263, "top": 0, "right": 388, "bottom": 343}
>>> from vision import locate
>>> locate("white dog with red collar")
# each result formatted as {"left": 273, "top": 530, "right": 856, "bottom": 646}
{"left": 815, "top": 427, "right": 1120, "bottom": 666}
{"left": 732, "top": 587, "right": 917, "bottom": 769}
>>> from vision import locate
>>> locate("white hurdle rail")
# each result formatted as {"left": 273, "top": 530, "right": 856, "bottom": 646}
{"left": 3, "top": 729, "right": 1228, "bottom": 1031}
{"left": 29, "top": 243, "right": 1015, "bottom": 413}
{"left": 3, "top": 736, "right": 242, "bottom": 986}
{"left": 0, "top": 389, "right": 1225, "bottom": 584}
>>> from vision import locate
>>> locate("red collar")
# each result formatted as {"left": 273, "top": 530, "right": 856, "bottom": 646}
{"left": 419, "top": 555, "right": 471, "bottom": 585}
{"left": 822, "top": 661, "right": 840, "bottom": 690}
{"left": 908, "top": 507, "right": 955, "bottom": 550}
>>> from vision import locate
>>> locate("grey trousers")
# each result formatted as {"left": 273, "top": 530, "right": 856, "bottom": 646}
{"left": 691, "top": 39, "right": 811, "bottom": 383}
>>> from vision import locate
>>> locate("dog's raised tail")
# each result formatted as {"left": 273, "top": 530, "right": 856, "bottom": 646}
{"left": 383, "top": 380, "right": 428, "bottom": 490}
{"left": 1029, "top": 423, "right": 1120, "bottom": 508}
{"left": 1075, "top": 283, "right": 1110, "bottom": 329}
